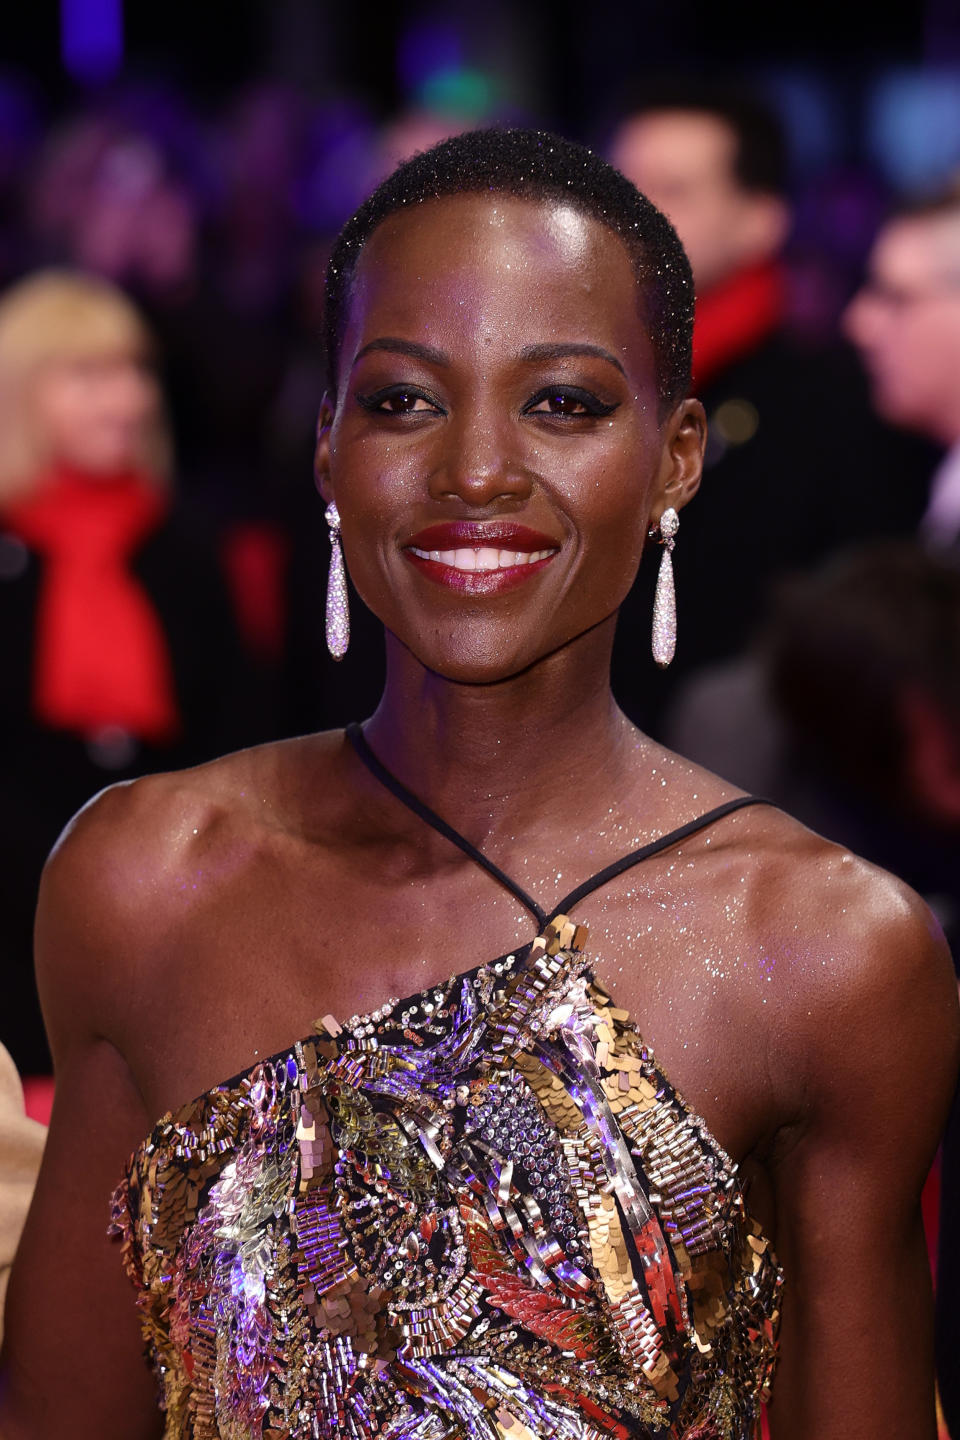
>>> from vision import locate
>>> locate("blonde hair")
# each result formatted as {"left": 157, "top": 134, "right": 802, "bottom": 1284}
{"left": 0, "top": 269, "right": 173, "bottom": 503}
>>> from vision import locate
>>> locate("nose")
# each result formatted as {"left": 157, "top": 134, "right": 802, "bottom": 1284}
{"left": 427, "top": 410, "right": 534, "bottom": 508}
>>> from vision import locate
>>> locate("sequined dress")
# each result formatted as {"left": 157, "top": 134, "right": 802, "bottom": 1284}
{"left": 112, "top": 726, "right": 782, "bottom": 1440}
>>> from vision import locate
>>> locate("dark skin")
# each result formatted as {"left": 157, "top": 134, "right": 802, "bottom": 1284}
{"left": 1, "top": 195, "right": 957, "bottom": 1439}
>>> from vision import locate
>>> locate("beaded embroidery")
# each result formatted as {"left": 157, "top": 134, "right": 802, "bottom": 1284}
{"left": 112, "top": 916, "right": 781, "bottom": 1439}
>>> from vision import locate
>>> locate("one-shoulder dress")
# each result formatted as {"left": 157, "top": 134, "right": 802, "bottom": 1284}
{"left": 111, "top": 725, "right": 783, "bottom": 1440}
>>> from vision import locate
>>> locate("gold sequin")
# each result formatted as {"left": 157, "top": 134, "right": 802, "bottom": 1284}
{"left": 111, "top": 921, "right": 781, "bottom": 1438}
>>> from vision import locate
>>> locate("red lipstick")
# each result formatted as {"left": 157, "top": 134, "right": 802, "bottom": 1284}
{"left": 402, "top": 521, "right": 560, "bottom": 595}
{"left": 404, "top": 521, "right": 559, "bottom": 551}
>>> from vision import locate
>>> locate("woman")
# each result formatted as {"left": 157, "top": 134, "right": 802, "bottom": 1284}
{"left": 0, "top": 271, "right": 253, "bottom": 1075}
{"left": 1, "top": 131, "right": 956, "bottom": 1439}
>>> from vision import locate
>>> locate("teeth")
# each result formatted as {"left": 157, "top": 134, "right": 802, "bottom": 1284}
{"left": 409, "top": 546, "right": 555, "bottom": 571}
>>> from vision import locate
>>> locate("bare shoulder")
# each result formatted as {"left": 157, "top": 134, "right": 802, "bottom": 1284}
{"left": 745, "top": 805, "right": 952, "bottom": 988}
{"left": 35, "top": 734, "right": 340, "bottom": 1049}
{"left": 734, "top": 805, "right": 959, "bottom": 1119}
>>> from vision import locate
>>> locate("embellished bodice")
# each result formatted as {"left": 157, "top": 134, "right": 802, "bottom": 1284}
{"left": 112, "top": 915, "right": 781, "bottom": 1439}
{"left": 112, "top": 726, "right": 781, "bottom": 1439}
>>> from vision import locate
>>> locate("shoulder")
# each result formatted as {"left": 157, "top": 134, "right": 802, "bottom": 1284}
{"left": 35, "top": 735, "right": 336, "bottom": 1045}
{"left": 736, "top": 808, "right": 959, "bottom": 1125}
{"left": 738, "top": 805, "right": 953, "bottom": 1002}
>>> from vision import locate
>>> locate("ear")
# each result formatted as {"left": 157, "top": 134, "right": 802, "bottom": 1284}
{"left": 650, "top": 397, "right": 706, "bottom": 526}
{"left": 314, "top": 393, "right": 335, "bottom": 502}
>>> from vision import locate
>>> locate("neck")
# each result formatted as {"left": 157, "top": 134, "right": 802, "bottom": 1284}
{"left": 363, "top": 617, "right": 643, "bottom": 844}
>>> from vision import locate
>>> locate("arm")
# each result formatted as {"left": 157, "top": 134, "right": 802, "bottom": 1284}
{"left": 0, "top": 1048, "right": 44, "bottom": 1340}
{"left": 766, "top": 879, "right": 959, "bottom": 1439}
{"left": 0, "top": 789, "right": 164, "bottom": 1439}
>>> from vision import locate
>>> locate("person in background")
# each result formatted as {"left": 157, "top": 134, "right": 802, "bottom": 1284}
{"left": 0, "top": 1045, "right": 43, "bottom": 1344}
{"left": 843, "top": 192, "right": 960, "bottom": 1440}
{"left": 844, "top": 184, "right": 960, "bottom": 552}
{"left": 660, "top": 537, "right": 960, "bottom": 1435}
{"left": 0, "top": 270, "right": 255, "bottom": 1078}
{"left": 608, "top": 82, "right": 933, "bottom": 731}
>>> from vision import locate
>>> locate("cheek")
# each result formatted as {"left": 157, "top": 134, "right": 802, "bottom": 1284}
{"left": 126, "top": 375, "right": 160, "bottom": 424}
{"left": 561, "top": 445, "right": 656, "bottom": 592}
{"left": 33, "top": 383, "right": 86, "bottom": 447}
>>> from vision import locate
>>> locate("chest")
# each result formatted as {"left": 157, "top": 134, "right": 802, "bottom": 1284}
{"left": 126, "top": 841, "right": 782, "bottom": 1171}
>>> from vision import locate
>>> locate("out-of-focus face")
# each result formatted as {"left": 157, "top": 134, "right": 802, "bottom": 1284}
{"left": 32, "top": 351, "right": 160, "bottom": 476}
{"left": 316, "top": 193, "right": 704, "bottom": 686}
{"left": 843, "top": 215, "right": 960, "bottom": 444}
{"left": 610, "top": 110, "right": 787, "bottom": 293}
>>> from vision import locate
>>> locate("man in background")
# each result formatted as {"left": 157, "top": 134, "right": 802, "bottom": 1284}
{"left": 844, "top": 191, "right": 960, "bottom": 1437}
{"left": 845, "top": 185, "right": 960, "bottom": 551}
{"left": 607, "top": 83, "right": 933, "bottom": 730}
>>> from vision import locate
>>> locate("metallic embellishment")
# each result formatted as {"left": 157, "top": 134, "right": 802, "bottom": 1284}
{"left": 650, "top": 506, "right": 679, "bottom": 669}
{"left": 324, "top": 501, "right": 349, "bottom": 661}
{"left": 111, "top": 919, "right": 782, "bottom": 1438}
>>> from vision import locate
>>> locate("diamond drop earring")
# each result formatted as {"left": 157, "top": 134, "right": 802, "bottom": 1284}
{"left": 650, "top": 507, "right": 679, "bottom": 668}
{"left": 325, "top": 501, "right": 349, "bottom": 660}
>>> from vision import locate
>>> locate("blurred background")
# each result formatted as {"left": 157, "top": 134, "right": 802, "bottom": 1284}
{"left": 3, "top": 2, "right": 960, "bottom": 1427}
{"left": 2, "top": 0, "right": 960, "bottom": 1067}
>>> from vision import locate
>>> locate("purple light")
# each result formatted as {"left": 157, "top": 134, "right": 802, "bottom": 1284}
{"left": 61, "top": 0, "right": 124, "bottom": 84}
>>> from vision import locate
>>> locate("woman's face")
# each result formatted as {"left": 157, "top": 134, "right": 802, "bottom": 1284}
{"left": 32, "top": 350, "right": 160, "bottom": 477}
{"left": 318, "top": 193, "right": 703, "bottom": 683}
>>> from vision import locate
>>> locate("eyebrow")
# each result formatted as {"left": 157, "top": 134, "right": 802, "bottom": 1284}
{"left": 353, "top": 337, "right": 450, "bottom": 369}
{"left": 519, "top": 342, "right": 626, "bottom": 377}
{"left": 351, "top": 336, "right": 627, "bottom": 378}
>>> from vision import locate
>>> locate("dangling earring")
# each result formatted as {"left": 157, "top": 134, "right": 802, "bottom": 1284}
{"left": 650, "top": 507, "right": 679, "bottom": 668}
{"left": 325, "top": 501, "right": 349, "bottom": 660}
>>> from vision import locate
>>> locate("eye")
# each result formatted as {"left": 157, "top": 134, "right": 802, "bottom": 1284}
{"left": 355, "top": 386, "right": 444, "bottom": 416}
{"left": 523, "top": 386, "right": 617, "bottom": 419}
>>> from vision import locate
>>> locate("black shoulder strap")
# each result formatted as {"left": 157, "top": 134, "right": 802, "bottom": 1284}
{"left": 346, "top": 722, "right": 549, "bottom": 926}
{"left": 550, "top": 795, "right": 770, "bottom": 918}
{"left": 345, "top": 723, "right": 773, "bottom": 928}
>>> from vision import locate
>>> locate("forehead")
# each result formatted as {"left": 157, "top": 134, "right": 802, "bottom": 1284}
{"left": 344, "top": 193, "right": 653, "bottom": 373}
{"left": 872, "top": 215, "right": 960, "bottom": 284}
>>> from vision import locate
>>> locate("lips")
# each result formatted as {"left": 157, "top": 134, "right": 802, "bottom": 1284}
{"left": 408, "top": 544, "right": 555, "bottom": 571}
{"left": 402, "top": 521, "right": 560, "bottom": 593}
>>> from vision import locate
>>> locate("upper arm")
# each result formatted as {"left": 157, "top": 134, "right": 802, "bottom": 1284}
{"left": 0, "top": 1048, "right": 44, "bottom": 1335}
{"left": 0, "top": 787, "right": 165, "bottom": 1440}
{"left": 766, "top": 875, "right": 959, "bottom": 1439}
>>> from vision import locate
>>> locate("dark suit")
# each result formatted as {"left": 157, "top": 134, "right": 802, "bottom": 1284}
{"left": 612, "top": 335, "right": 939, "bottom": 734}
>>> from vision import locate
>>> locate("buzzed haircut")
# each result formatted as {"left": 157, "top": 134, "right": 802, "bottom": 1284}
{"left": 323, "top": 127, "right": 694, "bottom": 412}
{"left": 616, "top": 79, "right": 788, "bottom": 198}
{"left": 768, "top": 541, "right": 960, "bottom": 806}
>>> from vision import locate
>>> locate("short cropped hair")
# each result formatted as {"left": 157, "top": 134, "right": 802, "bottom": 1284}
{"left": 894, "top": 179, "right": 960, "bottom": 226}
{"left": 323, "top": 127, "right": 693, "bottom": 412}
{"left": 768, "top": 541, "right": 960, "bottom": 806}
{"left": 615, "top": 79, "right": 788, "bottom": 198}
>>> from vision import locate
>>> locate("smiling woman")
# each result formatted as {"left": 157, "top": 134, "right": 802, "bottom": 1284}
{"left": 0, "top": 131, "right": 957, "bottom": 1440}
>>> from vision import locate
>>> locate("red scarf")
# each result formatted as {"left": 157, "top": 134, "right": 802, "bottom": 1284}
{"left": 691, "top": 261, "right": 785, "bottom": 392}
{"left": 3, "top": 466, "right": 180, "bottom": 742}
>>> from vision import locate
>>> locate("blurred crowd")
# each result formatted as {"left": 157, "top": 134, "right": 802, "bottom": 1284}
{"left": 0, "top": 64, "right": 959, "bottom": 1094}
{"left": 1, "top": 49, "right": 960, "bottom": 1427}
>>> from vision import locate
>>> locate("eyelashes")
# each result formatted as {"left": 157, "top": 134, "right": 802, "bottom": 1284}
{"left": 355, "top": 386, "right": 443, "bottom": 416}
{"left": 354, "top": 383, "right": 619, "bottom": 420}
{"left": 522, "top": 386, "right": 618, "bottom": 419}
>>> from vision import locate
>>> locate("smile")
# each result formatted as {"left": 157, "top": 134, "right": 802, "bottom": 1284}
{"left": 407, "top": 546, "right": 556, "bottom": 571}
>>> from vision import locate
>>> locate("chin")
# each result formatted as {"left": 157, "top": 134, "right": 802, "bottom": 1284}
{"left": 426, "top": 652, "right": 538, "bottom": 688}
{"left": 397, "top": 632, "right": 547, "bottom": 688}
{"left": 870, "top": 380, "right": 926, "bottom": 433}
